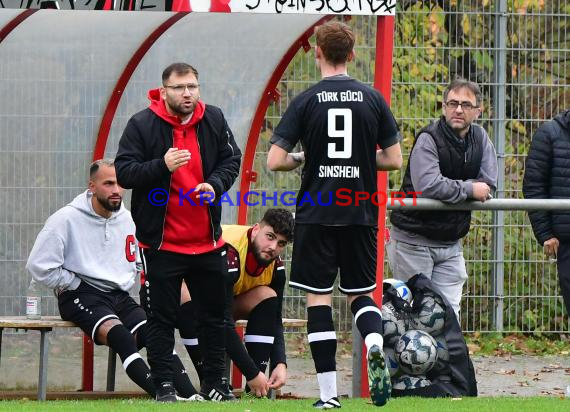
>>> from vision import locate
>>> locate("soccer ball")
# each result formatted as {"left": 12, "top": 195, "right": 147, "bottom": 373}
{"left": 383, "top": 278, "right": 413, "bottom": 304}
{"left": 383, "top": 346, "right": 400, "bottom": 377}
{"left": 392, "top": 374, "right": 431, "bottom": 390}
{"left": 381, "top": 302, "right": 407, "bottom": 346}
{"left": 395, "top": 330, "right": 438, "bottom": 375}
{"left": 409, "top": 292, "right": 446, "bottom": 336}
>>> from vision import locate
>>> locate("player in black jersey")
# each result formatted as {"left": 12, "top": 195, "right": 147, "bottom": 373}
{"left": 268, "top": 21, "right": 402, "bottom": 408}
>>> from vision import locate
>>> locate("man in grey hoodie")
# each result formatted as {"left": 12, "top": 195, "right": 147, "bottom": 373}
{"left": 26, "top": 159, "right": 198, "bottom": 399}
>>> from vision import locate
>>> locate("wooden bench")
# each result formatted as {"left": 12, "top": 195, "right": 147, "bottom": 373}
{"left": 0, "top": 316, "right": 118, "bottom": 401}
{"left": 0, "top": 316, "right": 306, "bottom": 401}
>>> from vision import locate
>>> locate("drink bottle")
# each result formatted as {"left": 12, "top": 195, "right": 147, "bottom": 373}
{"left": 26, "top": 279, "right": 42, "bottom": 320}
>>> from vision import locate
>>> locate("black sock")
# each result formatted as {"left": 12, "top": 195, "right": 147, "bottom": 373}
{"left": 244, "top": 297, "right": 278, "bottom": 374}
{"left": 307, "top": 305, "right": 337, "bottom": 401}
{"left": 178, "top": 301, "right": 205, "bottom": 383}
{"left": 107, "top": 324, "right": 155, "bottom": 397}
{"left": 350, "top": 295, "right": 384, "bottom": 350}
{"left": 171, "top": 351, "right": 198, "bottom": 397}
{"left": 226, "top": 324, "right": 259, "bottom": 382}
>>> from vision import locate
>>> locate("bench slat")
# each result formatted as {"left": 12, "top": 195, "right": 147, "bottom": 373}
{"left": 0, "top": 316, "right": 306, "bottom": 329}
{"left": 0, "top": 316, "right": 75, "bottom": 329}
{"left": 235, "top": 318, "right": 307, "bottom": 328}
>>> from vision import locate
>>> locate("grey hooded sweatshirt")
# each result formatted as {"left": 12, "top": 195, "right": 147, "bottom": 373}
{"left": 26, "top": 190, "right": 137, "bottom": 294}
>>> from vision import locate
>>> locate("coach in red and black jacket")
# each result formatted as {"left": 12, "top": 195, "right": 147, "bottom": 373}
{"left": 114, "top": 62, "right": 241, "bottom": 402}
{"left": 114, "top": 93, "right": 240, "bottom": 251}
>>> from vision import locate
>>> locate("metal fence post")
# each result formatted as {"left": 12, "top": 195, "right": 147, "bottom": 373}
{"left": 351, "top": 322, "right": 362, "bottom": 398}
{"left": 491, "top": 0, "right": 508, "bottom": 332}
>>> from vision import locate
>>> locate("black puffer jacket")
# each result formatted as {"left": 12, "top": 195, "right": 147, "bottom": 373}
{"left": 390, "top": 119, "right": 484, "bottom": 241}
{"left": 523, "top": 110, "right": 570, "bottom": 244}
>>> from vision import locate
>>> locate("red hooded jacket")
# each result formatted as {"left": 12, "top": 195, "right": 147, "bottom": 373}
{"left": 146, "top": 89, "right": 224, "bottom": 254}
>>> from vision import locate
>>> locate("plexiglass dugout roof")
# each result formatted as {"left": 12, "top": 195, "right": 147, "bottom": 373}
{"left": 0, "top": 10, "right": 321, "bottom": 314}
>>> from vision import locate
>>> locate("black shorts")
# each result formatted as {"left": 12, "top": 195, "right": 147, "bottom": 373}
{"left": 290, "top": 224, "right": 378, "bottom": 295}
{"left": 58, "top": 281, "right": 146, "bottom": 344}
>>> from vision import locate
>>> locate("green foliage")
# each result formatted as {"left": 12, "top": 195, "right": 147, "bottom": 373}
{"left": 393, "top": 1, "right": 570, "bottom": 333}
{"left": 467, "top": 332, "right": 570, "bottom": 356}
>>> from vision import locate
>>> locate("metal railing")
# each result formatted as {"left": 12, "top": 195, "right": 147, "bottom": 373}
{"left": 385, "top": 198, "right": 570, "bottom": 332}
{"left": 387, "top": 198, "right": 570, "bottom": 211}
{"left": 274, "top": 195, "right": 570, "bottom": 334}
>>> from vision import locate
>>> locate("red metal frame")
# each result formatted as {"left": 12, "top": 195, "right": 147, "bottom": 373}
{"left": 235, "top": 15, "right": 396, "bottom": 396}
{"left": 172, "top": 0, "right": 191, "bottom": 12}
{"left": 84, "top": 11, "right": 395, "bottom": 394}
{"left": 81, "top": 336, "right": 95, "bottom": 391}
{"left": 92, "top": 12, "right": 188, "bottom": 161}
{"left": 231, "top": 18, "right": 333, "bottom": 389}
{"left": 84, "top": 12, "right": 188, "bottom": 391}
{"left": 235, "top": 15, "right": 395, "bottom": 395}
{"left": 236, "top": 16, "right": 333, "bottom": 225}
{"left": 359, "top": 15, "right": 396, "bottom": 398}
{"left": 0, "top": 9, "right": 37, "bottom": 43}
{"left": 374, "top": 17, "right": 396, "bottom": 306}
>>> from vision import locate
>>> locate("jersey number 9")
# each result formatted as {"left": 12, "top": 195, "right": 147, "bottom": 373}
{"left": 327, "top": 108, "right": 352, "bottom": 159}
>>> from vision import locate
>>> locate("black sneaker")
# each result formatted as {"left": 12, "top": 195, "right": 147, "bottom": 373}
{"left": 313, "top": 397, "right": 341, "bottom": 409}
{"left": 155, "top": 381, "right": 177, "bottom": 402}
{"left": 200, "top": 378, "right": 237, "bottom": 402}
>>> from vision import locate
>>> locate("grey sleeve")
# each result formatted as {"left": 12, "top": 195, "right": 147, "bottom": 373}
{"left": 469, "top": 130, "right": 498, "bottom": 192}
{"left": 410, "top": 133, "right": 472, "bottom": 204}
{"left": 25, "top": 228, "right": 80, "bottom": 292}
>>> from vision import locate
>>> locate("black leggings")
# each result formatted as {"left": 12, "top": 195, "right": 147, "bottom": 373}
{"left": 141, "top": 247, "right": 228, "bottom": 387}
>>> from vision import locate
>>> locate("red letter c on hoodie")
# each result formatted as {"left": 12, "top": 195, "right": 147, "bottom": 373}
{"left": 125, "top": 235, "right": 136, "bottom": 263}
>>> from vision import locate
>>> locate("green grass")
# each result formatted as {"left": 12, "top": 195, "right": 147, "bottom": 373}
{"left": 1, "top": 397, "right": 569, "bottom": 412}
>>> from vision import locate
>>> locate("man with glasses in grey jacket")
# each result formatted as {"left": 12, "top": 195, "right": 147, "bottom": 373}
{"left": 387, "top": 78, "right": 498, "bottom": 319}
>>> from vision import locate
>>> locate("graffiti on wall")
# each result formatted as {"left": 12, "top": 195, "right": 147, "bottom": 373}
{"left": 240, "top": 0, "right": 396, "bottom": 15}
{"left": 0, "top": 0, "right": 165, "bottom": 10}
{"left": 0, "top": 0, "right": 396, "bottom": 15}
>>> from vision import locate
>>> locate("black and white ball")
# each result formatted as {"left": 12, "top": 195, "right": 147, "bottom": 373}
{"left": 392, "top": 374, "right": 431, "bottom": 390}
{"left": 395, "top": 329, "right": 438, "bottom": 375}
{"left": 383, "top": 278, "right": 413, "bottom": 304}
{"left": 381, "top": 302, "right": 407, "bottom": 346}
{"left": 409, "top": 292, "right": 446, "bottom": 336}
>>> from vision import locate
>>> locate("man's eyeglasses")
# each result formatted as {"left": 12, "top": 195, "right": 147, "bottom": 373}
{"left": 445, "top": 100, "right": 479, "bottom": 111}
{"left": 164, "top": 83, "right": 200, "bottom": 93}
